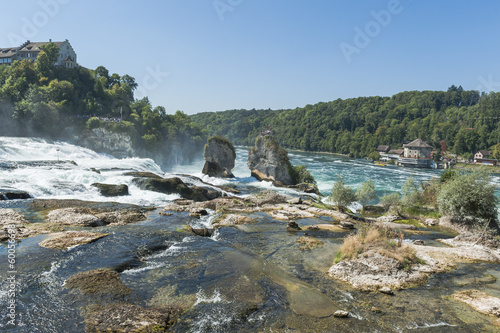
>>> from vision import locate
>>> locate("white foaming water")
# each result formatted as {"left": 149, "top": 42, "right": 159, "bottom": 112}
{"left": 0, "top": 137, "right": 174, "bottom": 206}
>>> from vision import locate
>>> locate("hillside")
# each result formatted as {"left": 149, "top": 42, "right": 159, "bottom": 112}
{"left": 192, "top": 87, "right": 500, "bottom": 159}
{"left": 0, "top": 42, "right": 205, "bottom": 165}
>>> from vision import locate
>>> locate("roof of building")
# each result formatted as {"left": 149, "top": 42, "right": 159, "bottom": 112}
{"left": 17, "top": 41, "right": 65, "bottom": 52}
{"left": 376, "top": 145, "right": 390, "bottom": 152}
{"left": 403, "top": 138, "right": 433, "bottom": 149}
{"left": 477, "top": 150, "right": 492, "bottom": 156}
{"left": 389, "top": 149, "right": 404, "bottom": 154}
{"left": 0, "top": 48, "right": 17, "bottom": 58}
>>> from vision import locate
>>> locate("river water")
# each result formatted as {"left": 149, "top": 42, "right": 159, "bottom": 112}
{"left": 1, "top": 137, "right": 499, "bottom": 332}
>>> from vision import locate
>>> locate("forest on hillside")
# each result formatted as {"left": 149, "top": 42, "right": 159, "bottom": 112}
{"left": 0, "top": 42, "right": 205, "bottom": 160}
{"left": 191, "top": 87, "right": 500, "bottom": 159}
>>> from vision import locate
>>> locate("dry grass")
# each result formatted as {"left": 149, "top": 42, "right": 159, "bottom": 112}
{"left": 335, "top": 225, "right": 422, "bottom": 270}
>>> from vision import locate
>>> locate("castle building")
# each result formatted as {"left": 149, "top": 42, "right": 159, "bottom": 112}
{"left": 0, "top": 39, "right": 77, "bottom": 68}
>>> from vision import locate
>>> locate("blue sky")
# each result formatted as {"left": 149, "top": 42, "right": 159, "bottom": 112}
{"left": 1, "top": 0, "right": 499, "bottom": 114}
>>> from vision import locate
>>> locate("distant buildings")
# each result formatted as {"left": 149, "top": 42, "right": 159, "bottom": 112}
{"left": 398, "top": 138, "right": 433, "bottom": 168}
{"left": 0, "top": 39, "right": 77, "bottom": 68}
{"left": 474, "top": 150, "right": 497, "bottom": 165}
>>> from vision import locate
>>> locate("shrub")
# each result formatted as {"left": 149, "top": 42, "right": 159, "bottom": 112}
{"left": 292, "top": 164, "right": 316, "bottom": 185}
{"left": 380, "top": 192, "right": 400, "bottom": 209}
{"left": 335, "top": 225, "right": 422, "bottom": 270}
{"left": 401, "top": 177, "right": 423, "bottom": 208}
{"left": 437, "top": 171, "right": 498, "bottom": 226}
{"left": 86, "top": 116, "right": 101, "bottom": 130}
{"left": 356, "top": 179, "right": 377, "bottom": 207}
{"left": 331, "top": 174, "right": 356, "bottom": 208}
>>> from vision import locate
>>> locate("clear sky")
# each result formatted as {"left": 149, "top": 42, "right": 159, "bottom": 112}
{"left": 1, "top": 0, "right": 499, "bottom": 114}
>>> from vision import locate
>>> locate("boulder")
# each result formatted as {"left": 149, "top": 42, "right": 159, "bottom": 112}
{"left": 247, "top": 135, "right": 296, "bottom": 185}
{"left": 213, "top": 214, "right": 257, "bottom": 227}
{"left": 91, "top": 183, "right": 129, "bottom": 197}
{"left": 334, "top": 310, "right": 350, "bottom": 318}
{"left": 47, "top": 208, "right": 103, "bottom": 227}
{"left": 133, "top": 177, "right": 222, "bottom": 202}
{"left": 202, "top": 136, "right": 236, "bottom": 178}
{"left": 0, "top": 187, "right": 31, "bottom": 200}
{"left": 39, "top": 231, "right": 109, "bottom": 249}
{"left": 82, "top": 303, "right": 182, "bottom": 333}
{"left": 287, "top": 221, "right": 302, "bottom": 232}
{"left": 65, "top": 268, "right": 132, "bottom": 297}
{"left": 424, "top": 218, "right": 438, "bottom": 226}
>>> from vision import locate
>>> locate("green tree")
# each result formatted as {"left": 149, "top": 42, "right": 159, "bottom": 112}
{"left": 331, "top": 174, "right": 356, "bottom": 208}
{"left": 401, "top": 177, "right": 422, "bottom": 208}
{"left": 35, "top": 42, "right": 60, "bottom": 80}
{"left": 356, "top": 179, "right": 377, "bottom": 207}
{"left": 437, "top": 172, "right": 498, "bottom": 226}
{"left": 292, "top": 165, "right": 316, "bottom": 185}
{"left": 380, "top": 192, "right": 401, "bottom": 212}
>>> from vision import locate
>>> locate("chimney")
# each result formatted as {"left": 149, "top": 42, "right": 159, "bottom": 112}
{"left": 49, "top": 39, "right": 52, "bottom": 42}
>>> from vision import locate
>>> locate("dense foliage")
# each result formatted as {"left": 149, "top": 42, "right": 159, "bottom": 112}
{"left": 0, "top": 43, "right": 205, "bottom": 161}
{"left": 192, "top": 86, "right": 500, "bottom": 158}
{"left": 437, "top": 172, "right": 498, "bottom": 225}
{"left": 331, "top": 174, "right": 356, "bottom": 208}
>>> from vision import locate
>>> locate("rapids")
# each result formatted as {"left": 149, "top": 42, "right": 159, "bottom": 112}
{"left": 1, "top": 137, "right": 500, "bottom": 332}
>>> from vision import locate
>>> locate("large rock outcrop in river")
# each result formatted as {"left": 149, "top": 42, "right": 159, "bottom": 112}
{"left": 202, "top": 136, "right": 236, "bottom": 178}
{"left": 247, "top": 135, "right": 295, "bottom": 185}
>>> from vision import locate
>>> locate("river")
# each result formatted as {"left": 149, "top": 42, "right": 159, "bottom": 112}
{"left": 1, "top": 137, "right": 499, "bottom": 332}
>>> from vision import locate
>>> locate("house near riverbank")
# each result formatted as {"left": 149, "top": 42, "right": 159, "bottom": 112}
{"left": 0, "top": 39, "right": 77, "bottom": 68}
{"left": 474, "top": 150, "right": 497, "bottom": 165}
{"left": 397, "top": 138, "right": 433, "bottom": 168}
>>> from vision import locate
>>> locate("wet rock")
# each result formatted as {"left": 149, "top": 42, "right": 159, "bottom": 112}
{"left": 413, "top": 240, "right": 425, "bottom": 245}
{"left": 39, "top": 231, "right": 109, "bottom": 249}
{"left": 289, "top": 196, "right": 302, "bottom": 205}
{"left": 340, "top": 221, "right": 355, "bottom": 229}
{"left": 82, "top": 302, "right": 182, "bottom": 332}
{"left": 134, "top": 177, "right": 222, "bottom": 202}
{"left": 305, "top": 224, "right": 344, "bottom": 232}
{"left": 334, "top": 310, "right": 349, "bottom": 318}
{"left": 65, "top": 268, "right": 132, "bottom": 297}
{"left": 287, "top": 221, "right": 302, "bottom": 232}
{"left": 453, "top": 290, "right": 500, "bottom": 317}
{"left": 133, "top": 176, "right": 189, "bottom": 195}
{"left": 296, "top": 236, "right": 324, "bottom": 250}
{"left": 376, "top": 221, "right": 417, "bottom": 230}
{"left": 91, "top": 183, "right": 129, "bottom": 197}
{"left": 371, "top": 306, "right": 382, "bottom": 313}
{"left": 0, "top": 187, "right": 31, "bottom": 200}
{"left": 95, "top": 210, "right": 147, "bottom": 226}
{"left": 124, "top": 171, "right": 163, "bottom": 179}
{"left": 247, "top": 135, "right": 296, "bottom": 185}
{"left": 269, "top": 206, "right": 316, "bottom": 221}
{"left": 424, "top": 218, "right": 438, "bottom": 226}
{"left": 202, "top": 136, "right": 236, "bottom": 178}
{"left": 47, "top": 208, "right": 103, "bottom": 227}
{"left": 379, "top": 286, "right": 394, "bottom": 295}
{"left": 305, "top": 207, "right": 351, "bottom": 221}
{"left": 213, "top": 214, "right": 257, "bottom": 228}
{"left": 185, "top": 225, "right": 212, "bottom": 237}
{"left": 90, "top": 168, "right": 101, "bottom": 174}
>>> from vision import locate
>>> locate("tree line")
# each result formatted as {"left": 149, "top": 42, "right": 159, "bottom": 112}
{"left": 0, "top": 42, "right": 205, "bottom": 163}
{"left": 191, "top": 86, "right": 500, "bottom": 159}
